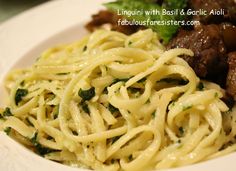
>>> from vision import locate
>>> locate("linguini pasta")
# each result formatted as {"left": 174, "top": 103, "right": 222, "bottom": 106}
{"left": 1, "top": 29, "right": 236, "bottom": 171}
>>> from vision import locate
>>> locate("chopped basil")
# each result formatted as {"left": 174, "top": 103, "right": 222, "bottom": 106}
{"left": 20, "top": 80, "right": 25, "bottom": 86}
{"left": 177, "top": 139, "right": 181, "bottom": 143}
{"left": 111, "top": 159, "right": 115, "bottom": 164}
{"left": 56, "top": 72, "right": 69, "bottom": 75}
{"left": 112, "top": 78, "right": 130, "bottom": 85}
{"left": 35, "top": 56, "right": 40, "bottom": 61}
{"left": 215, "top": 92, "right": 219, "bottom": 98}
{"left": 145, "top": 99, "right": 151, "bottom": 104}
{"left": 53, "top": 105, "right": 59, "bottom": 119}
{"left": 128, "top": 154, "right": 133, "bottom": 161}
{"left": 182, "top": 105, "right": 192, "bottom": 111}
{"left": 53, "top": 113, "right": 58, "bottom": 119}
{"left": 72, "top": 131, "right": 78, "bottom": 136}
{"left": 83, "top": 45, "right": 87, "bottom": 51}
{"left": 80, "top": 101, "right": 90, "bottom": 114}
{"left": 128, "top": 41, "right": 132, "bottom": 45}
{"left": 103, "top": 87, "right": 108, "bottom": 94}
{"left": 104, "top": 0, "right": 188, "bottom": 43}
{"left": 4, "top": 127, "right": 11, "bottom": 135}
{"left": 30, "top": 132, "right": 58, "bottom": 156}
{"left": 151, "top": 111, "right": 156, "bottom": 118}
{"left": 197, "top": 82, "right": 204, "bottom": 91}
{"left": 31, "top": 132, "right": 38, "bottom": 146}
{"left": 157, "top": 78, "right": 189, "bottom": 85}
{"left": 78, "top": 87, "right": 95, "bottom": 101}
{"left": 3, "top": 107, "right": 13, "bottom": 117}
{"left": 15, "top": 88, "right": 28, "bottom": 105}
{"left": 171, "top": 101, "right": 176, "bottom": 107}
{"left": 108, "top": 103, "right": 119, "bottom": 114}
{"left": 138, "top": 77, "right": 147, "bottom": 83}
{"left": 178, "top": 127, "right": 184, "bottom": 135}
{"left": 47, "top": 94, "right": 56, "bottom": 102}
{"left": 46, "top": 136, "right": 54, "bottom": 140}
{"left": 111, "top": 136, "right": 121, "bottom": 144}
{"left": 25, "top": 117, "right": 34, "bottom": 127}
{"left": 127, "top": 87, "right": 141, "bottom": 94}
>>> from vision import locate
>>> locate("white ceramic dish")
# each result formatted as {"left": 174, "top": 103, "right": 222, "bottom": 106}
{"left": 0, "top": 0, "right": 236, "bottom": 170}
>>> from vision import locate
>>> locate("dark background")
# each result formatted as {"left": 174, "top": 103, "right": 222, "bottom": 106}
{"left": 0, "top": 0, "right": 49, "bottom": 23}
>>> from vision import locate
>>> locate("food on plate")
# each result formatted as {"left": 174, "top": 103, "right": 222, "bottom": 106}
{"left": 1, "top": 29, "right": 236, "bottom": 170}
{"left": 1, "top": 0, "right": 236, "bottom": 170}
{"left": 86, "top": 0, "right": 236, "bottom": 102}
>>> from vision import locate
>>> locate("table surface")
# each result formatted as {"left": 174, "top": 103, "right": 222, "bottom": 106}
{"left": 0, "top": 0, "right": 49, "bottom": 23}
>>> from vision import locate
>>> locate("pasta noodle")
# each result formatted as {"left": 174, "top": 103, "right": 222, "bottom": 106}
{"left": 1, "top": 29, "right": 236, "bottom": 171}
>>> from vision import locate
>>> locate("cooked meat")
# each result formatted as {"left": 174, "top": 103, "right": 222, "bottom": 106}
{"left": 167, "top": 24, "right": 228, "bottom": 83}
{"left": 221, "top": 92, "right": 235, "bottom": 109}
{"left": 86, "top": 10, "right": 141, "bottom": 35}
{"left": 86, "top": 1, "right": 236, "bottom": 102}
{"left": 190, "top": 0, "right": 236, "bottom": 24}
{"left": 221, "top": 23, "right": 236, "bottom": 52}
{"left": 226, "top": 52, "right": 236, "bottom": 99}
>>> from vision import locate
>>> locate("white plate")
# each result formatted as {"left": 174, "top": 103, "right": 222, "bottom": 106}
{"left": 0, "top": 0, "right": 235, "bottom": 170}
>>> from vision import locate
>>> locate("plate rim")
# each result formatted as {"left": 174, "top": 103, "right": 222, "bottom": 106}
{"left": 0, "top": 0, "right": 236, "bottom": 171}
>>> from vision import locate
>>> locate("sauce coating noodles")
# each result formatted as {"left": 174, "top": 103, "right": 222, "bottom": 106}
{"left": 1, "top": 29, "right": 236, "bottom": 171}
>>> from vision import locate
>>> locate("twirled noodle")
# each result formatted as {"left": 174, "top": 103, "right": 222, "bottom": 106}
{"left": 1, "top": 29, "right": 236, "bottom": 171}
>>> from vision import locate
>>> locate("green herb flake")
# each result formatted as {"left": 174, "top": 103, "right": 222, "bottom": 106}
{"left": 35, "top": 56, "right": 41, "bottom": 61}
{"left": 31, "top": 132, "right": 38, "bottom": 146}
{"left": 197, "top": 82, "right": 204, "bottom": 91}
{"left": 56, "top": 72, "right": 69, "bottom": 75}
{"left": 112, "top": 78, "right": 130, "bottom": 85}
{"left": 72, "top": 131, "right": 78, "bottom": 136}
{"left": 3, "top": 107, "right": 13, "bottom": 117}
{"left": 30, "top": 132, "right": 58, "bottom": 156}
{"left": 81, "top": 101, "right": 90, "bottom": 114}
{"left": 25, "top": 117, "right": 34, "bottom": 127}
{"left": 104, "top": 0, "right": 187, "bottom": 43}
{"left": 128, "top": 41, "right": 132, "bottom": 45}
{"left": 4, "top": 127, "right": 11, "bottom": 135}
{"left": 128, "top": 154, "right": 133, "bottom": 161}
{"left": 214, "top": 92, "right": 219, "bottom": 98}
{"left": 178, "top": 127, "right": 184, "bottom": 135}
{"left": 111, "top": 136, "right": 121, "bottom": 144}
{"left": 53, "top": 105, "right": 59, "bottom": 119}
{"left": 158, "top": 78, "right": 189, "bottom": 85}
{"left": 108, "top": 103, "right": 119, "bottom": 114}
{"left": 111, "top": 159, "right": 115, "bottom": 164}
{"left": 151, "top": 111, "right": 156, "bottom": 118}
{"left": 127, "top": 87, "right": 141, "bottom": 94}
{"left": 15, "top": 88, "right": 28, "bottom": 105}
{"left": 138, "top": 77, "right": 147, "bottom": 83}
{"left": 177, "top": 139, "right": 181, "bottom": 143}
{"left": 78, "top": 87, "right": 95, "bottom": 101}
{"left": 46, "top": 136, "right": 54, "bottom": 140}
{"left": 103, "top": 87, "right": 108, "bottom": 94}
{"left": 145, "top": 99, "right": 151, "bottom": 104}
{"left": 182, "top": 105, "right": 192, "bottom": 111}
{"left": 83, "top": 45, "right": 87, "bottom": 52}
{"left": 20, "top": 80, "right": 25, "bottom": 86}
{"left": 171, "top": 101, "right": 175, "bottom": 107}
